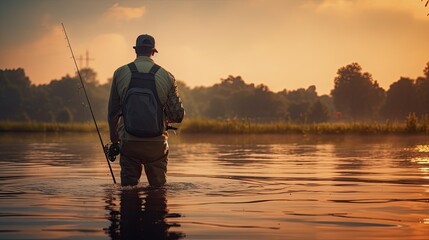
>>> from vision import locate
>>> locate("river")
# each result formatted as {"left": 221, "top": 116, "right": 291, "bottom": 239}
{"left": 0, "top": 133, "right": 428, "bottom": 239}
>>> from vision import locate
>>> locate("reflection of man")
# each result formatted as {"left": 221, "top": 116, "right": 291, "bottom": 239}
{"left": 108, "top": 34, "right": 185, "bottom": 187}
{"left": 106, "top": 188, "right": 185, "bottom": 239}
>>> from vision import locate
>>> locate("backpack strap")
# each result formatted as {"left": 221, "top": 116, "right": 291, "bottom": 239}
{"left": 149, "top": 64, "right": 161, "bottom": 75}
{"left": 127, "top": 62, "right": 138, "bottom": 73}
{"left": 127, "top": 62, "right": 160, "bottom": 74}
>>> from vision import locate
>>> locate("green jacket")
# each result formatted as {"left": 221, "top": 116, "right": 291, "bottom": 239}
{"left": 108, "top": 56, "right": 184, "bottom": 142}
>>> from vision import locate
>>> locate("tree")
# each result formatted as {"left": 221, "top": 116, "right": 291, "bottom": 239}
{"left": 230, "top": 84, "right": 282, "bottom": 120}
{"left": 288, "top": 102, "right": 310, "bottom": 123}
{"left": 176, "top": 81, "right": 200, "bottom": 117}
{"left": 0, "top": 68, "right": 32, "bottom": 121}
{"left": 381, "top": 77, "right": 416, "bottom": 120}
{"left": 79, "top": 68, "right": 99, "bottom": 85}
{"left": 318, "top": 94, "right": 335, "bottom": 120}
{"left": 307, "top": 100, "right": 329, "bottom": 123}
{"left": 47, "top": 75, "right": 90, "bottom": 122}
{"left": 415, "top": 62, "right": 429, "bottom": 116}
{"left": 424, "top": 61, "right": 429, "bottom": 80}
{"left": 205, "top": 96, "right": 228, "bottom": 118}
{"left": 200, "top": 76, "right": 288, "bottom": 121}
{"left": 331, "top": 63, "right": 385, "bottom": 120}
{"left": 282, "top": 85, "right": 326, "bottom": 123}
{"left": 55, "top": 107, "right": 73, "bottom": 122}
{"left": 286, "top": 85, "right": 318, "bottom": 103}
{"left": 26, "top": 85, "right": 56, "bottom": 122}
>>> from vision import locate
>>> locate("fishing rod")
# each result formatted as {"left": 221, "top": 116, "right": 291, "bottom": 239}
{"left": 61, "top": 23, "right": 116, "bottom": 184}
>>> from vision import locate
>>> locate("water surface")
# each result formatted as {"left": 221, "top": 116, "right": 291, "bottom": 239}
{"left": 0, "top": 133, "right": 428, "bottom": 239}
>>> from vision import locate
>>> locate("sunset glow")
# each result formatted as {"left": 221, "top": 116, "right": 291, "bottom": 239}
{"left": 1, "top": 0, "right": 428, "bottom": 94}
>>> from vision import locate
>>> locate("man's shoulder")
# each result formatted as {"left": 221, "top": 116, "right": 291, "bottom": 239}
{"left": 113, "top": 63, "right": 131, "bottom": 77}
{"left": 156, "top": 65, "right": 175, "bottom": 80}
{"left": 155, "top": 65, "right": 175, "bottom": 83}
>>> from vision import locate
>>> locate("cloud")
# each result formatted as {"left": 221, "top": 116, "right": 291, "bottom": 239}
{"left": 103, "top": 3, "right": 145, "bottom": 22}
{"left": 311, "top": 0, "right": 428, "bottom": 19}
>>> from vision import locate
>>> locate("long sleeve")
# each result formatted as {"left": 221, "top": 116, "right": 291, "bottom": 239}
{"left": 108, "top": 74, "right": 121, "bottom": 143}
{"left": 164, "top": 77, "right": 185, "bottom": 123}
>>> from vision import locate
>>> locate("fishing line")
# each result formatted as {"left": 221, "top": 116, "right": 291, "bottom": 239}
{"left": 61, "top": 23, "right": 116, "bottom": 184}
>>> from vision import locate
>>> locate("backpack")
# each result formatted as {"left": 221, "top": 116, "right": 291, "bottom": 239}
{"left": 122, "top": 62, "right": 165, "bottom": 137}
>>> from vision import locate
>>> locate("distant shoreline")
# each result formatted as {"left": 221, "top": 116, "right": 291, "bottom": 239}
{"left": 1, "top": 119, "right": 428, "bottom": 135}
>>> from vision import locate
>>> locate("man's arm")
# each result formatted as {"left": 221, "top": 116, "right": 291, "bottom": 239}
{"left": 164, "top": 76, "right": 185, "bottom": 123}
{"left": 108, "top": 73, "right": 121, "bottom": 143}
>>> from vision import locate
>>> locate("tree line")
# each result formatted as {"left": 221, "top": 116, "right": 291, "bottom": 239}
{"left": 0, "top": 61, "right": 428, "bottom": 123}
{"left": 0, "top": 68, "right": 109, "bottom": 122}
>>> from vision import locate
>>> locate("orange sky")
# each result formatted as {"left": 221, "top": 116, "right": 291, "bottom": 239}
{"left": 0, "top": 0, "right": 428, "bottom": 94}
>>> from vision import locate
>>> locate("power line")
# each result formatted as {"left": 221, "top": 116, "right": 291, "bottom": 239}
{"left": 77, "top": 50, "right": 95, "bottom": 69}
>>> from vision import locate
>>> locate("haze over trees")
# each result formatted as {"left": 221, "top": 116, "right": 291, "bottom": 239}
{"left": 0, "top": 68, "right": 109, "bottom": 123}
{"left": 0, "top": 61, "right": 428, "bottom": 123}
{"left": 331, "top": 62, "right": 385, "bottom": 121}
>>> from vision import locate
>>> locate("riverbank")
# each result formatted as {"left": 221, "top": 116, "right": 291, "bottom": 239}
{"left": 179, "top": 118, "right": 428, "bottom": 135}
{"left": 0, "top": 121, "right": 108, "bottom": 132}
{"left": 1, "top": 118, "right": 428, "bottom": 135}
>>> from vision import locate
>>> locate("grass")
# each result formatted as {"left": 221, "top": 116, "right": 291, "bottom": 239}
{"left": 0, "top": 121, "right": 108, "bottom": 132}
{"left": 178, "top": 118, "right": 429, "bottom": 135}
{"left": 1, "top": 117, "right": 428, "bottom": 135}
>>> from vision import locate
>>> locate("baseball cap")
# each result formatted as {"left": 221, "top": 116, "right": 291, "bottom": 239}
{"left": 133, "top": 34, "right": 158, "bottom": 53}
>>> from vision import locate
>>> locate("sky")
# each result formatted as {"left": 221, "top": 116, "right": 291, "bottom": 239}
{"left": 0, "top": 0, "right": 428, "bottom": 95}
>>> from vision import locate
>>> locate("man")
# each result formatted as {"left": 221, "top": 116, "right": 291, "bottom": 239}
{"left": 108, "top": 34, "right": 185, "bottom": 187}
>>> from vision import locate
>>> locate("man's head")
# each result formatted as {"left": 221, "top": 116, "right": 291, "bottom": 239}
{"left": 133, "top": 34, "right": 158, "bottom": 56}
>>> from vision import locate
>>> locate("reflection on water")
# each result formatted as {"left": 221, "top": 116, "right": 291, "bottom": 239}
{"left": 0, "top": 133, "right": 428, "bottom": 239}
{"left": 105, "top": 187, "right": 185, "bottom": 239}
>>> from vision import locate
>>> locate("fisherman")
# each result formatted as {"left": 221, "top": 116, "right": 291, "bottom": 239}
{"left": 108, "top": 34, "right": 185, "bottom": 187}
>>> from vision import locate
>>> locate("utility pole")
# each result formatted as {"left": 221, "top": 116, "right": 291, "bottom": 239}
{"left": 85, "top": 50, "right": 94, "bottom": 68}
{"left": 77, "top": 50, "right": 95, "bottom": 69}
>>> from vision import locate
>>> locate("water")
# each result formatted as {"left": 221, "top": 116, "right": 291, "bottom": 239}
{"left": 0, "top": 133, "right": 428, "bottom": 239}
